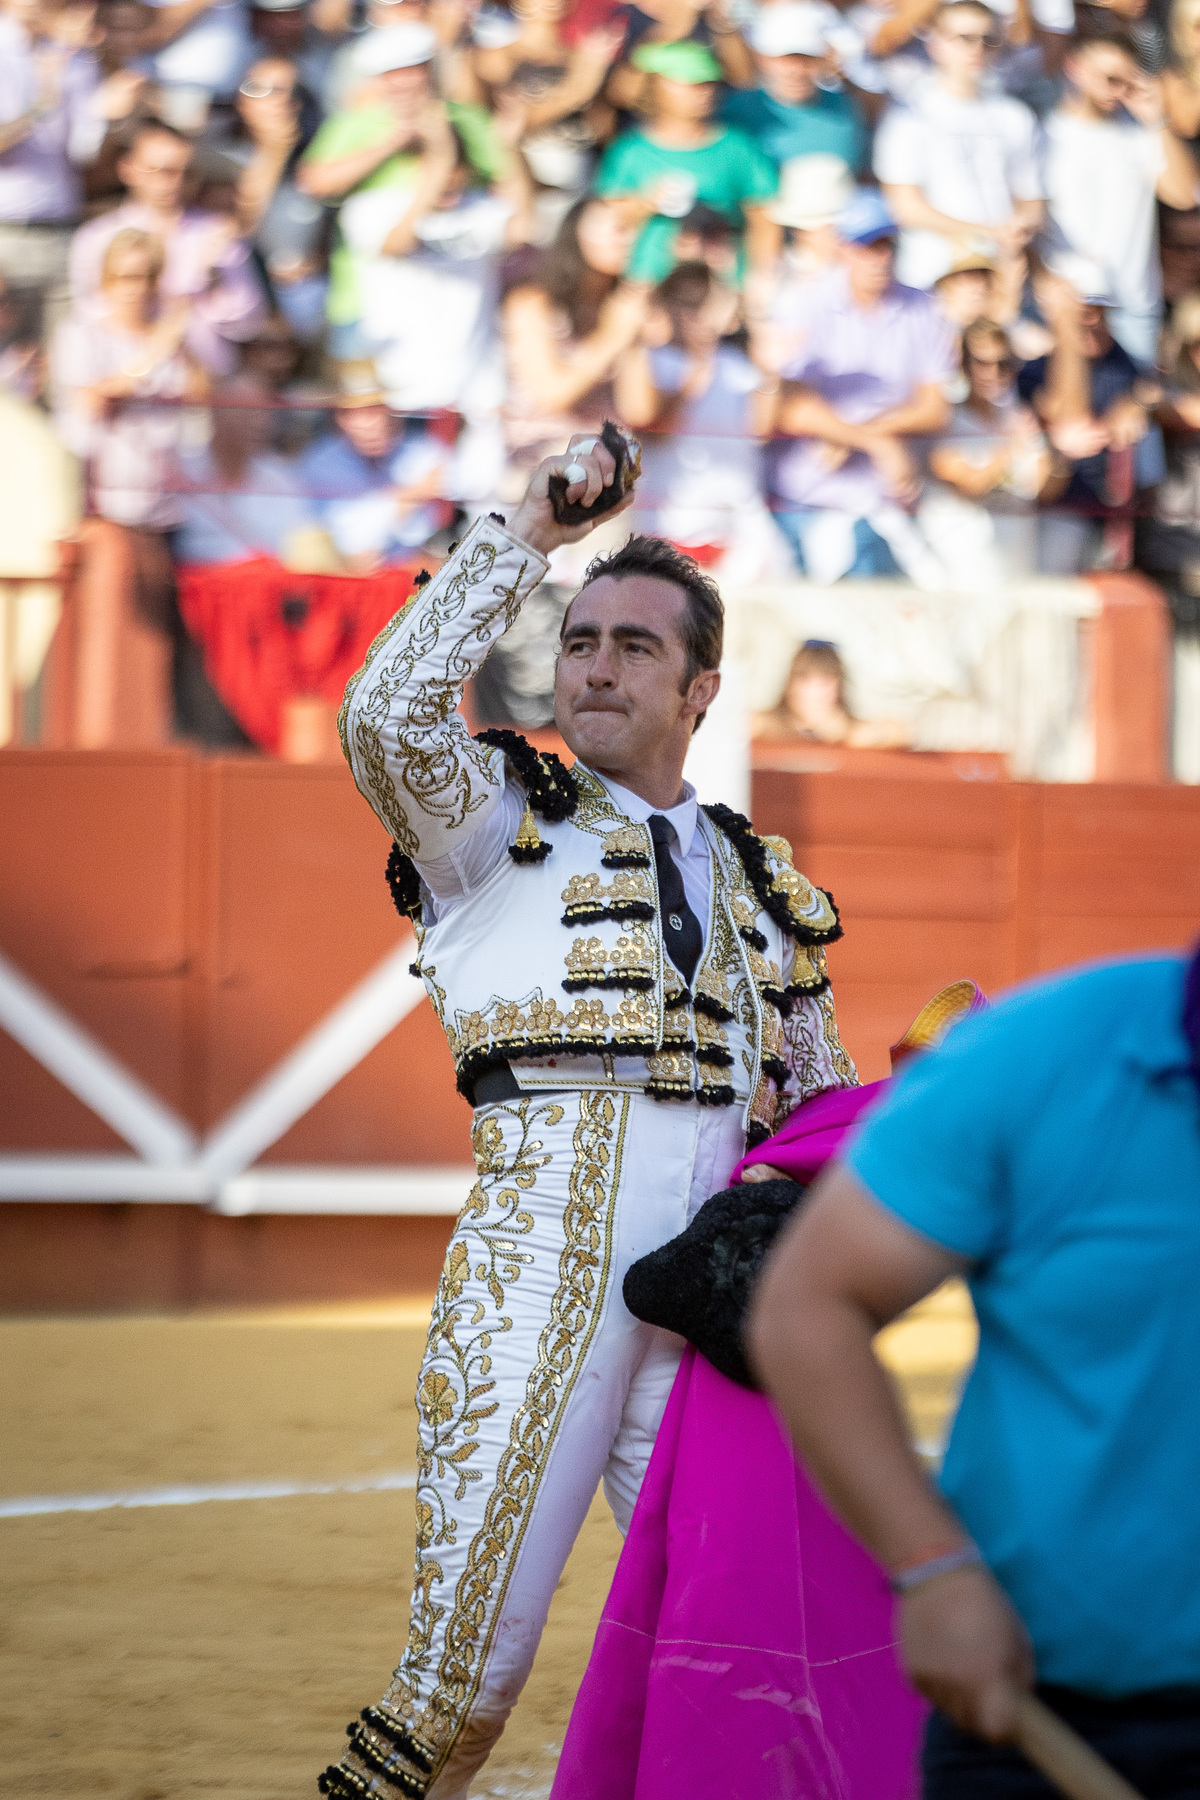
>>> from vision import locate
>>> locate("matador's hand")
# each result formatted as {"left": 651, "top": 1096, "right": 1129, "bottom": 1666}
{"left": 509, "top": 432, "right": 634, "bottom": 558}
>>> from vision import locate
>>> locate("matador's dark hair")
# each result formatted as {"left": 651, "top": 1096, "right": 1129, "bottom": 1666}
{"left": 563, "top": 534, "right": 724, "bottom": 729}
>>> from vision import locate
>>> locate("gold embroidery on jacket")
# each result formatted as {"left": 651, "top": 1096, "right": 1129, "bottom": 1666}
{"left": 564, "top": 936, "right": 608, "bottom": 989}
{"left": 646, "top": 1049, "right": 693, "bottom": 1096}
{"left": 562, "top": 927, "right": 655, "bottom": 993}
{"left": 820, "top": 983, "right": 858, "bottom": 1086}
{"left": 561, "top": 868, "right": 654, "bottom": 923}
{"left": 600, "top": 824, "right": 652, "bottom": 867}
{"left": 524, "top": 996, "right": 566, "bottom": 1046}
{"left": 343, "top": 535, "right": 530, "bottom": 854}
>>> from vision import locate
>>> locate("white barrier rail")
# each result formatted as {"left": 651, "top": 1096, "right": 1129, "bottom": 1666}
{"left": 0, "top": 940, "right": 475, "bottom": 1214}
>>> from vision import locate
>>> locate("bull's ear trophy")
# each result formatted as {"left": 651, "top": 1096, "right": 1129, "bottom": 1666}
{"left": 548, "top": 420, "right": 642, "bottom": 526}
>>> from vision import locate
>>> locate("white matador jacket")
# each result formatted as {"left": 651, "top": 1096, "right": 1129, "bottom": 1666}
{"left": 322, "top": 512, "right": 857, "bottom": 1800}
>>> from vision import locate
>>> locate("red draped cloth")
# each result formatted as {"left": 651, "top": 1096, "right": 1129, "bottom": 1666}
{"left": 175, "top": 558, "right": 423, "bottom": 753}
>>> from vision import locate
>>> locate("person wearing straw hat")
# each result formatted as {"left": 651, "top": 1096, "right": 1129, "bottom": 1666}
{"left": 593, "top": 38, "right": 779, "bottom": 284}
{"left": 751, "top": 949, "right": 1200, "bottom": 1797}
{"left": 297, "top": 361, "right": 457, "bottom": 570}
{"left": 750, "top": 151, "right": 853, "bottom": 371}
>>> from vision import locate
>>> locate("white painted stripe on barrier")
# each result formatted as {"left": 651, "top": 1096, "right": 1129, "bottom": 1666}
{"left": 0, "top": 1471, "right": 419, "bottom": 1518}
{"left": 0, "top": 1155, "right": 213, "bottom": 1202}
{"left": 0, "top": 934, "right": 436, "bottom": 1205}
{"left": 0, "top": 950, "right": 197, "bottom": 1166}
{"left": 0, "top": 1155, "right": 475, "bottom": 1211}
{"left": 216, "top": 1164, "right": 474, "bottom": 1216}
{"left": 196, "top": 936, "right": 424, "bottom": 1184}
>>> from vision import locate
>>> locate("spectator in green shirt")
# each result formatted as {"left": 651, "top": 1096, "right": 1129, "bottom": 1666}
{"left": 593, "top": 39, "right": 778, "bottom": 287}
{"left": 297, "top": 21, "right": 501, "bottom": 351}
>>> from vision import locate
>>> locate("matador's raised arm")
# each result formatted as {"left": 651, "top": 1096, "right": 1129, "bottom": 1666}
{"left": 338, "top": 436, "right": 633, "bottom": 863}
{"left": 338, "top": 514, "right": 548, "bottom": 862}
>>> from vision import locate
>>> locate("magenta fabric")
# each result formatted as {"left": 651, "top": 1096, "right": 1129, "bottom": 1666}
{"left": 731, "top": 1080, "right": 889, "bottom": 1187}
{"left": 550, "top": 1345, "right": 925, "bottom": 1800}
{"left": 551, "top": 1079, "right": 924, "bottom": 1798}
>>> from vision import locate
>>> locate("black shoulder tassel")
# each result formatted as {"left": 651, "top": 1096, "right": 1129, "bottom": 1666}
{"left": 476, "top": 727, "right": 579, "bottom": 863}
{"left": 385, "top": 842, "right": 422, "bottom": 923}
{"left": 704, "top": 802, "right": 841, "bottom": 948}
{"left": 383, "top": 729, "right": 580, "bottom": 919}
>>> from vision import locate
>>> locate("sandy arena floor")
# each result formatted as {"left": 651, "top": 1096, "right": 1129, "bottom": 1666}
{"left": 0, "top": 1287, "right": 975, "bottom": 1800}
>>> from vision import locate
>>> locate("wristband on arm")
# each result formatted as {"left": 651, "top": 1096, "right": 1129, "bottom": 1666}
{"left": 889, "top": 1542, "right": 984, "bottom": 1594}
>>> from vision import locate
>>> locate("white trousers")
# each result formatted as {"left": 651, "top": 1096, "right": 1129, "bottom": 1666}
{"left": 379, "top": 1088, "right": 746, "bottom": 1800}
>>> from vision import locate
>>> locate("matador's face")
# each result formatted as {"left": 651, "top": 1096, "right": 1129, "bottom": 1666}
{"left": 553, "top": 575, "right": 719, "bottom": 783}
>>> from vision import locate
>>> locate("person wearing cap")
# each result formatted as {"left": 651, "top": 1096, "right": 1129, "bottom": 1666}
{"left": 243, "top": 0, "right": 342, "bottom": 109}
{"left": 593, "top": 38, "right": 778, "bottom": 285}
{"left": 323, "top": 0, "right": 472, "bottom": 116}
{"left": 873, "top": 0, "right": 1043, "bottom": 294}
{"left": 923, "top": 316, "right": 1065, "bottom": 585}
{"left": 769, "top": 184, "right": 955, "bottom": 584}
{"left": 1042, "top": 28, "right": 1199, "bottom": 369}
{"left": 333, "top": 99, "right": 534, "bottom": 497}
{"left": 135, "top": 0, "right": 254, "bottom": 109}
{"left": 932, "top": 249, "right": 998, "bottom": 331}
{"left": 297, "top": 22, "right": 501, "bottom": 354}
{"left": 721, "top": 2, "right": 866, "bottom": 173}
{"left": 615, "top": 258, "right": 788, "bottom": 580}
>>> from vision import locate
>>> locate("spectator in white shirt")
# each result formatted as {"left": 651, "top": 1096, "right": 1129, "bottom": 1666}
{"left": 839, "top": 0, "right": 1073, "bottom": 113}
{"left": 874, "top": 0, "right": 1044, "bottom": 292}
{"left": 1042, "top": 28, "right": 1199, "bottom": 365}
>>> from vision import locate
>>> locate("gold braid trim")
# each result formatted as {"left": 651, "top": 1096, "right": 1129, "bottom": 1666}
{"left": 416, "top": 1090, "right": 628, "bottom": 1770}
{"left": 343, "top": 531, "right": 534, "bottom": 855}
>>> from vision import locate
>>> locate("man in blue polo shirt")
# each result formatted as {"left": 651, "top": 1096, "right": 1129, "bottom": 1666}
{"left": 749, "top": 952, "right": 1200, "bottom": 1798}
{"left": 722, "top": 3, "right": 867, "bottom": 174}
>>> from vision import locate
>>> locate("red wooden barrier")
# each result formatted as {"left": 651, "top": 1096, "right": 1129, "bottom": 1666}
{"left": 3, "top": 750, "right": 1199, "bottom": 1311}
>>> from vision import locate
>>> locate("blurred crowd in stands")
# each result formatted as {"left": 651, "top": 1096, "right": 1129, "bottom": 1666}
{"left": 3, "top": 0, "right": 1200, "bottom": 750}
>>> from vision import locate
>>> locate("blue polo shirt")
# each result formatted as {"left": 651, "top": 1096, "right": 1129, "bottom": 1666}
{"left": 846, "top": 956, "right": 1200, "bottom": 1696}
{"left": 720, "top": 85, "right": 866, "bottom": 172}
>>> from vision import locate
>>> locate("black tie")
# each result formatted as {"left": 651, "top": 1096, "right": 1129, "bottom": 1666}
{"left": 648, "top": 814, "right": 703, "bottom": 988}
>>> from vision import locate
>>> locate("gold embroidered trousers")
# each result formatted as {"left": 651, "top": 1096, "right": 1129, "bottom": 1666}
{"left": 360, "top": 1088, "right": 746, "bottom": 1800}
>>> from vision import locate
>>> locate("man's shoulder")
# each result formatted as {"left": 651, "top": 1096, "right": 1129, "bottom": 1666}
{"left": 303, "top": 102, "right": 391, "bottom": 159}
{"left": 970, "top": 955, "right": 1187, "bottom": 1062}
{"left": 595, "top": 128, "right": 652, "bottom": 180}
{"left": 885, "top": 277, "right": 944, "bottom": 320}
{"left": 720, "top": 85, "right": 767, "bottom": 125}
{"left": 716, "top": 122, "right": 770, "bottom": 159}
{"left": 1045, "top": 104, "right": 1146, "bottom": 146}
{"left": 73, "top": 207, "right": 125, "bottom": 247}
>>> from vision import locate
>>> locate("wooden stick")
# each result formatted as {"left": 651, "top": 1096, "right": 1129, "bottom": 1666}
{"left": 1013, "top": 1694, "right": 1146, "bottom": 1800}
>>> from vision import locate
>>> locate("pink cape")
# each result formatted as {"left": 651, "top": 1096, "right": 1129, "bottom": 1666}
{"left": 731, "top": 1079, "right": 890, "bottom": 1186}
{"left": 550, "top": 1081, "right": 926, "bottom": 1800}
